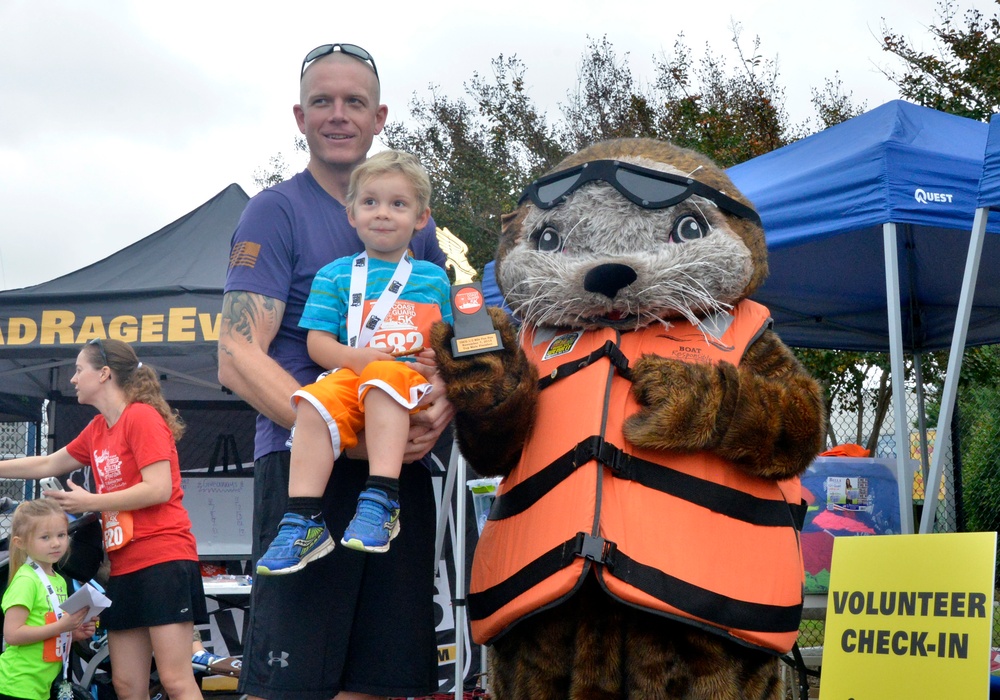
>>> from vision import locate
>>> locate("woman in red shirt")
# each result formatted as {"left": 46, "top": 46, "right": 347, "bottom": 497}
{"left": 0, "top": 338, "right": 205, "bottom": 700}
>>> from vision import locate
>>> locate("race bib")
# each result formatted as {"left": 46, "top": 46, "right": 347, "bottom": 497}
{"left": 101, "top": 510, "right": 134, "bottom": 552}
{"left": 42, "top": 611, "right": 65, "bottom": 663}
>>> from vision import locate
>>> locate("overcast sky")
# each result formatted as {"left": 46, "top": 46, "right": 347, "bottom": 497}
{"left": 0, "top": 0, "right": 986, "bottom": 290}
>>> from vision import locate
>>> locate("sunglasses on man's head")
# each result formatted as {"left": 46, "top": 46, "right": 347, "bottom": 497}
{"left": 88, "top": 338, "right": 109, "bottom": 368}
{"left": 300, "top": 43, "right": 379, "bottom": 80}
{"left": 519, "top": 159, "right": 761, "bottom": 226}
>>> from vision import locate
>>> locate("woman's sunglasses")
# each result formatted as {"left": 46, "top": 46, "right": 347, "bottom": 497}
{"left": 519, "top": 159, "right": 761, "bottom": 226}
{"left": 88, "top": 338, "right": 109, "bottom": 368}
{"left": 300, "top": 43, "right": 378, "bottom": 80}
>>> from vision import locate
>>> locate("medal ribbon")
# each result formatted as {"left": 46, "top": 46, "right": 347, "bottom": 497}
{"left": 27, "top": 558, "right": 71, "bottom": 683}
{"left": 346, "top": 252, "right": 412, "bottom": 349}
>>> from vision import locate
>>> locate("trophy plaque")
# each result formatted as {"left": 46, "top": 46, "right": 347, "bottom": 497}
{"left": 449, "top": 282, "right": 503, "bottom": 357}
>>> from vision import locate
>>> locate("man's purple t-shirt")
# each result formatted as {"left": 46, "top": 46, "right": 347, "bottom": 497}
{"left": 224, "top": 169, "right": 447, "bottom": 459}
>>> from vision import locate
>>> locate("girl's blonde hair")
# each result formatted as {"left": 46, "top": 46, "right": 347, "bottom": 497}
{"left": 7, "top": 499, "right": 70, "bottom": 583}
{"left": 82, "top": 338, "right": 185, "bottom": 441}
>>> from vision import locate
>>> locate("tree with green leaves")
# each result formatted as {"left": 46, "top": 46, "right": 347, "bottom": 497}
{"left": 381, "top": 55, "right": 564, "bottom": 274}
{"left": 382, "top": 28, "right": 848, "bottom": 273}
{"left": 880, "top": 0, "right": 1000, "bottom": 121}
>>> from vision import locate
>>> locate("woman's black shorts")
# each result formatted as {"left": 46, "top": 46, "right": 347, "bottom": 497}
{"left": 101, "top": 559, "right": 208, "bottom": 630}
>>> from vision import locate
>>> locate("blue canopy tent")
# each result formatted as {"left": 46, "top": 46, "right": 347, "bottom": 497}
{"left": 727, "top": 100, "right": 1000, "bottom": 533}
{"left": 920, "top": 114, "right": 1000, "bottom": 534}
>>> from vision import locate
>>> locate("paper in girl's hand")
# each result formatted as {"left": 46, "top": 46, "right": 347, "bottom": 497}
{"left": 60, "top": 582, "right": 112, "bottom": 619}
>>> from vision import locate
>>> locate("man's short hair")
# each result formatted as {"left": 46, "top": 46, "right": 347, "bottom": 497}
{"left": 347, "top": 150, "right": 432, "bottom": 213}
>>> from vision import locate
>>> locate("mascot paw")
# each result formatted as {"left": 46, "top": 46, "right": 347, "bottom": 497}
{"left": 628, "top": 355, "right": 697, "bottom": 407}
{"left": 624, "top": 355, "right": 729, "bottom": 452}
{"left": 430, "top": 308, "right": 534, "bottom": 414}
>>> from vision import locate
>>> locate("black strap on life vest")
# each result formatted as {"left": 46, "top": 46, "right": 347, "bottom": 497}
{"left": 467, "top": 531, "right": 802, "bottom": 637}
{"left": 608, "top": 548, "right": 803, "bottom": 634}
{"left": 537, "top": 339, "right": 632, "bottom": 390}
{"left": 468, "top": 532, "right": 613, "bottom": 622}
{"left": 489, "top": 435, "right": 804, "bottom": 529}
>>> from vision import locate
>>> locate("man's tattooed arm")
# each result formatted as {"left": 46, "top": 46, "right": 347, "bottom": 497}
{"left": 220, "top": 291, "right": 282, "bottom": 347}
{"left": 217, "top": 291, "right": 300, "bottom": 429}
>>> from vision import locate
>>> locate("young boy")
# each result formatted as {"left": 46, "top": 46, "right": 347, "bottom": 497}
{"left": 255, "top": 150, "right": 453, "bottom": 575}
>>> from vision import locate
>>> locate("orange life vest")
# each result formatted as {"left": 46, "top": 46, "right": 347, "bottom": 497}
{"left": 468, "top": 299, "right": 805, "bottom": 654}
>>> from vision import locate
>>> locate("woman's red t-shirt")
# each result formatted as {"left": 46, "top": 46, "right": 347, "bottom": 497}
{"left": 66, "top": 402, "right": 198, "bottom": 575}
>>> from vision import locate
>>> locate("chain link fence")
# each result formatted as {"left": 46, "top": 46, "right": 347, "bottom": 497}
{"left": 0, "top": 419, "right": 40, "bottom": 545}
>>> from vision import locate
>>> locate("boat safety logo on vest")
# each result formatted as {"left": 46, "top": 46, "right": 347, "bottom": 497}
{"left": 542, "top": 331, "right": 583, "bottom": 361}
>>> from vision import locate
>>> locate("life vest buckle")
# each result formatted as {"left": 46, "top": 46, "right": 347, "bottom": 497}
{"left": 573, "top": 532, "right": 618, "bottom": 569}
{"left": 596, "top": 440, "right": 633, "bottom": 480}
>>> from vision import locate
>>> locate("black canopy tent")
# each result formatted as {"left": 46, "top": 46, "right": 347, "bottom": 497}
{"left": 0, "top": 183, "right": 255, "bottom": 470}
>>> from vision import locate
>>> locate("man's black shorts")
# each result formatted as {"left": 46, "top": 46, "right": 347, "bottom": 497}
{"left": 238, "top": 452, "right": 438, "bottom": 700}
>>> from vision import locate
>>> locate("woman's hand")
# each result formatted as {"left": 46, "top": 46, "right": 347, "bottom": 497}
{"left": 43, "top": 481, "right": 94, "bottom": 515}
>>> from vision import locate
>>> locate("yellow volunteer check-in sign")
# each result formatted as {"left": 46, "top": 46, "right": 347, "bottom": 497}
{"left": 821, "top": 532, "right": 996, "bottom": 699}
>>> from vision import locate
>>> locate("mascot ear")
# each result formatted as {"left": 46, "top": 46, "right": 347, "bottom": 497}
{"left": 499, "top": 209, "right": 527, "bottom": 262}
{"left": 500, "top": 210, "right": 520, "bottom": 234}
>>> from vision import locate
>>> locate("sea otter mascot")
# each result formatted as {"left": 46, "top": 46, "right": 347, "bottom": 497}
{"left": 430, "top": 138, "right": 826, "bottom": 700}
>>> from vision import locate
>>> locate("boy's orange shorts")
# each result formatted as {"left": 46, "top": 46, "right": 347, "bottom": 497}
{"left": 291, "top": 360, "right": 434, "bottom": 459}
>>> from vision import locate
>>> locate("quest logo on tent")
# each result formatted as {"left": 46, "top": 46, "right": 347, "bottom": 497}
{"left": 914, "top": 188, "right": 954, "bottom": 204}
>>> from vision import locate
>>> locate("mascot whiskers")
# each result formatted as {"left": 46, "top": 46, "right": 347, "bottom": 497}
{"left": 431, "top": 138, "right": 825, "bottom": 700}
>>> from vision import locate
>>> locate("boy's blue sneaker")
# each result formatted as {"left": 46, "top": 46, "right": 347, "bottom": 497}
{"left": 256, "top": 513, "right": 334, "bottom": 575}
{"left": 340, "top": 488, "right": 400, "bottom": 553}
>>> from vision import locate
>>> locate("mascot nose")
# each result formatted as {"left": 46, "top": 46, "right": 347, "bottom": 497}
{"left": 584, "top": 263, "right": 638, "bottom": 299}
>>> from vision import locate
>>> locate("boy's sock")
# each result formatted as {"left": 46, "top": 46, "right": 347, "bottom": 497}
{"left": 286, "top": 497, "right": 325, "bottom": 524}
{"left": 366, "top": 476, "right": 400, "bottom": 502}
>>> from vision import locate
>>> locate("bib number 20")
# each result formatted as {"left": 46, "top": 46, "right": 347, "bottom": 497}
{"left": 104, "top": 525, "right": 124, "bottom": 549}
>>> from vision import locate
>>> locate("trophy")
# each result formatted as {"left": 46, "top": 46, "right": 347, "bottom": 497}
{"left": 449, "top": 282, "right": 503, "bottom": 357}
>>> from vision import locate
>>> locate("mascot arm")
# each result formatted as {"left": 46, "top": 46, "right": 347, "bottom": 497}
{"left": 623, "top": 329, "right": 824, "bottom": 480}
{"left": 430, "top": 307, "right": 539, "bottom": 477}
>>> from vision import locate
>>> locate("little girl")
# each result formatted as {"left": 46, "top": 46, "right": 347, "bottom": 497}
{"left": 0, "top": 499, "right": 96, "bottom": 700}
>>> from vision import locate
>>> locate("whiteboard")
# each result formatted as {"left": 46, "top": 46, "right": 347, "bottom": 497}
{"left": 181, "top": 474, "right": 254, "bottom": 558}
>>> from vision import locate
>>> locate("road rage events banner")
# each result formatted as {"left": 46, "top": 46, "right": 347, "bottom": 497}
{"left": 0, "top": 298, "right": 222, "bottom": 350}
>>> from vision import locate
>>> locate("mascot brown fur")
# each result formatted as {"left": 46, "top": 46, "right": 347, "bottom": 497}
{"left": 431, "top": 138, "right": 826, "bottom": 700}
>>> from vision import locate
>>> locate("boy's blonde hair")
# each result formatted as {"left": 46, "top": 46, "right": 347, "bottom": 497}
{"left": 346, "top": 150, "right": 432, "bottom": 214}
{"left": 8, "top": 498, "right": 70, "bottom": 583}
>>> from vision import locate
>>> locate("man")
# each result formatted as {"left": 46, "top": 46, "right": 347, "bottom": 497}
{"left": 218, "top": 44, "right": 452, "bottom": 700}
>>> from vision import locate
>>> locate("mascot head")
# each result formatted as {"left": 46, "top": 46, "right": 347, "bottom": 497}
{"left": 497, "top": 138, "right": 768, "bottom": 331}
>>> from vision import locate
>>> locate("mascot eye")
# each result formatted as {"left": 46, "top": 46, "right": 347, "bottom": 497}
{"left": 670, "top": 215, "right": 708, "bottom": 243}
{"left": 534, "top": 227, "right": 564, "bottom": 253}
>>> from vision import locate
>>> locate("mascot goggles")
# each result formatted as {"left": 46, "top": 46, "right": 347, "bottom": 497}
{"left": 519, "top": 159, "right": 762, "bottom": 225}
{"left": 301, "top": 43, "right": 379, "bottom": 79}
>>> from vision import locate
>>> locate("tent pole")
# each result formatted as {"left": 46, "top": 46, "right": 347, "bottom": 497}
{"left": 434, "top": 442, "right": 459, "bottom": 568}
{"left": 920, "top": 206, "right": 988, "bottom": 533}
{"left": 454, "top": 447, "right": 467, "bottom": 700}
{"left": 912, "top": 353, "right": 930, "bottom": 485}
{"left": 883, "top": 223, "right": 914, "bottom": 534}
{"left": 46, "top": 368, "right": 57, "bottom": 456}
{"left": 433, "top": 439, "right": 466, "bottom": 698}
